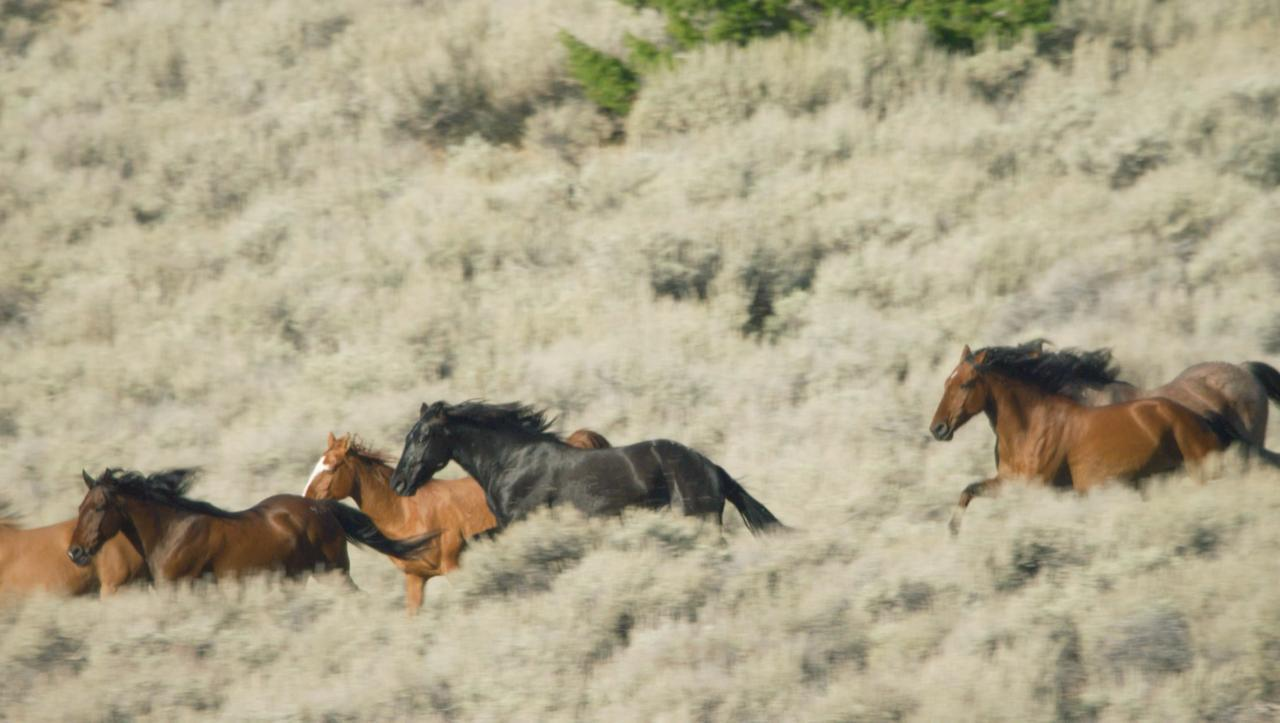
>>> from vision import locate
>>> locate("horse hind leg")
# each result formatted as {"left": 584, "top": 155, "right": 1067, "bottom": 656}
{"left": 1172, "top": 418, "right": 1230, "bottom": 483}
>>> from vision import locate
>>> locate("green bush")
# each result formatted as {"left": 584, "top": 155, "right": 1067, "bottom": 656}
{"left": 569, "top": 0, "right": 1059, "bottom": 117}
{"left": 559, "top": 31, "right": 640, "bottom": 117}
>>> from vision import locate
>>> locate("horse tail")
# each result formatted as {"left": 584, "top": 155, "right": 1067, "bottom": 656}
{"left": 321, "top": 500, "right": 441, "bottom": 559}
{"left": 1201, "top": 412, "right": 1280, "bottom": 468}
{"left": 716, "top": 466, "right": 787, "bottom": 535}
{"left": 1245, "top": 361, "right": 1280, "bottom": 405}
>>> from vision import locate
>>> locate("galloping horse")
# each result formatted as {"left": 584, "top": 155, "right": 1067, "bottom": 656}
{"left": 68, "top": 468, "right": 434, "bottom": 584}
{"left": 931, "top": 345, "right": 1248, "bottom": 534}
{"left": 0, "top": 499, "right": 146, "bottom": 598}
{"left": 389, "top": 401, "right": 785, "bottom": 533}
{"left": 302, "top": 429, "right": 610, "bottom": 613}
{"left": 1015, "top": 339, "right": 1280, "bottom": 450}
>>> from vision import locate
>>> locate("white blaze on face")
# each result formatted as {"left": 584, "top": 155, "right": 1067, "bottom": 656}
{"left": 303, "top": 456, "right": 332, "bottom": 497}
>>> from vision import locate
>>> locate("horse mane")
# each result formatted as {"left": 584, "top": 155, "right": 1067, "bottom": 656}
{"left": 976, "top": 340, "right": 1122, "bottom": 395}
{"left": 439, "top": 400, "right": 559, "bottom": 441}
{"left": 345, "top": 436, "right": 393, "bottom": 467}
{"left": 102, "top": 468, "right": 236, "bottom": 519}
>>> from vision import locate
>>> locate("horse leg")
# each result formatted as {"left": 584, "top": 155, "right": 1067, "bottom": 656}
{"left": 1173, "top": 421, "right": 1226, "bottom": 484}
{"left": 949, "top": 477, "right": 1000, "bottom": 536}
{"left": 404, "top": 573, "right": 427, "bottom": 615}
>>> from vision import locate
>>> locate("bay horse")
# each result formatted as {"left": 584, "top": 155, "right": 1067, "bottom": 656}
{"left": 68, "top": 468, "right": 435, "bottom": 584}
{"left": 302, "top": 429, "right": 611, "bottom": 613}
{"left": 930, "top": 345, "right": 1254, "bottom": 534}
{"left": 0, "top": 500, "right": 147, "bottom": 598}
{"left": 389, "top": 401, "right": 785, "bottom": 533}
{"left": 1014, "top": 339, "right": 1280, "bottom": 451}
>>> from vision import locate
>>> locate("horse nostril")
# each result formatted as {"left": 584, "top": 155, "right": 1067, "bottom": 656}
{"left": 932, "top": 423, "right": 949, "bottom": 440}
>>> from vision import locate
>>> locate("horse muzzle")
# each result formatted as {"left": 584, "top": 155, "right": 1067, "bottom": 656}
{"left": 931, "top": 422, "right": 954, "bottom": 441}
{"left": 67, "top": 545, "right": 93, "bottom": 567}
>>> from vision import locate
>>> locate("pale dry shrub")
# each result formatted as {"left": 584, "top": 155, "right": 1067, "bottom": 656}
{"left": 3, "top": 0, "right": 1280, "bottom": 719}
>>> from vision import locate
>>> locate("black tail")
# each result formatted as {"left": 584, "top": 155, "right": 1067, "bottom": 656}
{"left": 1246, "top": 361, "right": 1280, "bottom": 405}
{"left": 1202, "top": 412, "right": 1280, "bottom": 468}
{"left": 322, "top": 500, "right": 441, "bottom": 559}
{"left": 717, "top": 467, "right": 786, "bottom": 535}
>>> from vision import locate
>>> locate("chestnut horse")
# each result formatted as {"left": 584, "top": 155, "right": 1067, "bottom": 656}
{"left": 303, "top": 429, "right": 611, "bottom": 613}
{"left": 68, "top": 468, "right": 434, "bottom": 584}
{"left": 1016, "top": 339, "right": 1280, "bottom": 451}
{"left": 0, "top": 498, "right": 147, "bottom": 598}
{"left": 931, "top": 345, "right": 1249, "bottom": 534}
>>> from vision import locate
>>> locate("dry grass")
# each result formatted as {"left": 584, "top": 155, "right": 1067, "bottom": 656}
{"left": 2, "top": 0, "right": 1280, "bottom": 719}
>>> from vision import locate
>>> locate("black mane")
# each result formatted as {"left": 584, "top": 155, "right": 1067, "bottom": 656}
{"left": 976, "top": 340, "right": 1121, "bottom": 394}
{"left": 437, "top": 400, "right": 559, "bottom": 441}
{"left": 100, "top": 468, "right": 237, "bottom": 519}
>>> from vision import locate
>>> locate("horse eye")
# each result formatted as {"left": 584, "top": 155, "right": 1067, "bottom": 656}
{"left": 960, "top": 380, "right": 976, "bottom": 390}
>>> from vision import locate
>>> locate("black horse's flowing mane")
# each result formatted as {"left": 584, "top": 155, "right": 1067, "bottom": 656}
{"left": 975, "top": 339, "right": 1121, "bottom": 394}
{"left": 100, "top": 468, "right": 237, "bottom": 519}
{"left": 435, "top": 400, "right": 560, "bottom": 441}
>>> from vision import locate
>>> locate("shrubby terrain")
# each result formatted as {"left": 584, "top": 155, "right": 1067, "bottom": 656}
{"left": 1, "top": 0, "right": 1279, "bottom": 720}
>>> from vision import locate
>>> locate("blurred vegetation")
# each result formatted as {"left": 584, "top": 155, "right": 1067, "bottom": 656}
{"left": 564, "top": 0, "right": 1058, "bottom": 117}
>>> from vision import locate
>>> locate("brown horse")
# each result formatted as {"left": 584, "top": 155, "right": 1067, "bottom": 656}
{"left": 68, "top": 468, "right": 434, "bottom": 584}
{"left": 1017, "top": 339, "right": 1280, "bottom": 450}
{"left": 303, "top": 429, "right": 611, "bottom": 613}
{"left": 931, "top": 345, "right": 1246, "bottom": 534}
{"left": 0, "top": 499, "right": 147, "bottom": 598}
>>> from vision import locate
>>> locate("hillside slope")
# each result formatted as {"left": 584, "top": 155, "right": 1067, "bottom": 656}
{"left": 2, "top": 0, "right": 1280, "bottom": 720}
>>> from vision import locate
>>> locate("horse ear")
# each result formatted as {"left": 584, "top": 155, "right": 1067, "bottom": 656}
{"left": 82, "top": 470, "right": 95, "bottom": 489}
{"left": 340, "top": 434, "right": 352, "bottom": 452}
{"left": 327, "top": 431, "right": 337, "bottom": 447}
{"left": 961, "top": 345, "right": 973, "bottom": 361}
{"left": 420, "top": 402, "right": 430, "bottom": 417}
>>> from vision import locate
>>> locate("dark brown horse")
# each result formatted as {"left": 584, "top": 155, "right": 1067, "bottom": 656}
{"left": 0, "top": 500, "right": 147, "bottom": 598}
{"left": 68, "top": 468, "right": 434, "bottom": 584}
{"left": 1016, "top": 339, "right": 1280, "bottom": 450}
{"left": 931, "top": 345, "right": 1249, "bottom": 534}
{"left": 303, "top": 429, "right": 611, "bottom": 613}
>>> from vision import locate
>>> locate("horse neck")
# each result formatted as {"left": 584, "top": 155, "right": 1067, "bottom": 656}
{"left": 348, "top": 456, "right": 410, "bottom": 528}
{"left": 448, "top": 424, "right": 553, "bottom": 490}
{"left": 115, "top": 494, "right": 190, "bottom": 566}
{"left": 984, "top": 374, "right": 1073, "bottom": 452}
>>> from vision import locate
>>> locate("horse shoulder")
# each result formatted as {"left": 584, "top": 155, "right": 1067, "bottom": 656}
{"left": 433, "top": 477, "right": 496, "bottom": 536}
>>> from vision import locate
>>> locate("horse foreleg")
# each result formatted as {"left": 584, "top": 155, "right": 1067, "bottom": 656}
{"left": 949, "top": 477, "right": 1000, "bottom": 536}
{"left": 404, "top": 573, "right": 427, "bottom": 616}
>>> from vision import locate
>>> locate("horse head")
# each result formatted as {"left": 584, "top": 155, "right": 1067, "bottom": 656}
{"left": 68, "top": 470, "right": 126, "bottom": 567}
{"left": 390, "top": 402, "right": 454, "bottom": 497}
{"left": 930, "top": 345, "right": 991, "bottom": 441}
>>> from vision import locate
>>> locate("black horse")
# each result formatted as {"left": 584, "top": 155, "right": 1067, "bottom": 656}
{"left": 389, "top": 401, "right": 785, "bottom": 533}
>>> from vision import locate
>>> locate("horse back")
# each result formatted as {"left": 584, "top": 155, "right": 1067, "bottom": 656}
{"left": 196, "top": 495, "right": 347, "bottom": 578}
{"left": 0, "top": 519, "right": 97, "bottom": 595}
